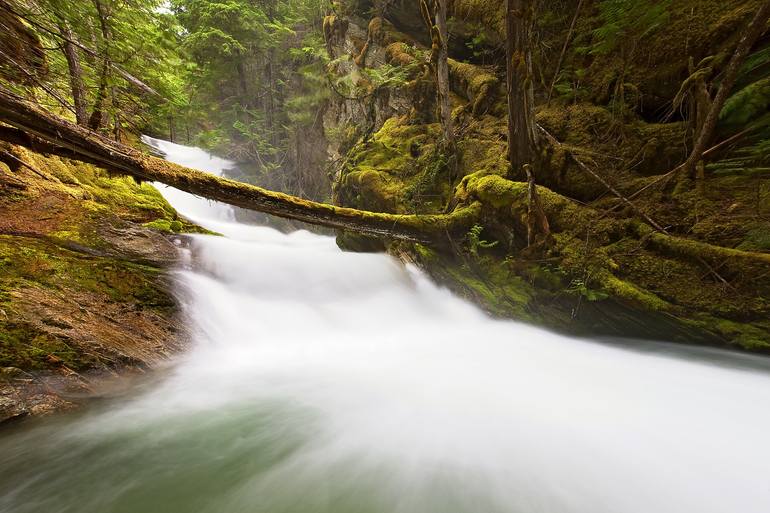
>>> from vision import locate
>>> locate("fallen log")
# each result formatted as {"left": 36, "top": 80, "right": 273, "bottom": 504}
{"left": 0, "top": 87, "right": 480, "bottom": 244}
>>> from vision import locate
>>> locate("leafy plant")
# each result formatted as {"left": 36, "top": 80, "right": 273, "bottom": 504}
{"left": 567, "top": 277, "right": 609, "bottom": 302}
{"left": 590, "top": 0, "right": 671, "bottom": 55}
{"left": 467, "top": 224, "right": 498, "bottom": 256}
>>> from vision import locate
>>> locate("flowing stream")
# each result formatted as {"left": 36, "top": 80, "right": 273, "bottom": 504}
{"left": 2, "top": 139, "right": 770, "bottom": 513}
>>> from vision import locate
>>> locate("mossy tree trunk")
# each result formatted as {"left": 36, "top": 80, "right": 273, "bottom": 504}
{"left": 435, "top": 0, "right": 455, "bottom": 152}
{"left": 506, "top": 0, "right": 547, "bottom": 243}
{"left": 505, "top": 0, "right": 538, "bottom": 182}
{"left": 58, "top": 21, "right": 88, "bottom": 127}
{"left": 0, "top": 86, "right": 480, "bottom": 244}
{"left": 680, "top": 3, "right": 770, "bottom": 180}
{"left": 88, "top": 0, "right": 112, "bottom": 132}
{"left": 420, "top": 0, "right": 455, "bottom": 154}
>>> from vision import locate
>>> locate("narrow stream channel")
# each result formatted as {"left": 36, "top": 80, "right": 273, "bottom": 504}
{"left": 2, "top": 139, "right": 770, "bottom": 513}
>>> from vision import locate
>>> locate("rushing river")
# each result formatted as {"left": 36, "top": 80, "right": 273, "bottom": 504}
{"left": 2, "top": 139, "right": 770, "bottom": 513}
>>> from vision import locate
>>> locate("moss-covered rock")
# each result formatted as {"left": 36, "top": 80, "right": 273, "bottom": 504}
{"left": 0, "top": 143, "right": 195, "bottom": 422}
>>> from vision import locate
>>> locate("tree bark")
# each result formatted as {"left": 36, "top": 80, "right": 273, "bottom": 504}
{"left": 88, "top": 63, "right": 108, "bottom": 130}
{"left": 58, "top": 22, "right": 88, "bottom": 126}
{"left": 0, "top": 87, "right": 479, "bottom": 244}
{"left": 435, "top": 0, "right": 455, "bottom": 150}
{"left": 525, "top": 164, "right": 550, "bottom": 247}
{"left": 265, "top": 0, "right": 277, "bottom": 149}
{"left": 680, "top": 3, "right": 770, "bottom": 179}
{"left": 88, "top": 0, "right": 112, "bottom": 131}
{"left": 506, "top": 0, "right": 538, "bottom": 181}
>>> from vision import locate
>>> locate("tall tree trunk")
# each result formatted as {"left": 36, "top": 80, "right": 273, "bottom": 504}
{"left": 58, "top": 22, "right": 88, "bottom": 126}
{"left": 236, "top": 56, "right": 250, "bottom": 109}
{"left": 680, "top": 3, "right": 770, "bottom": 180}
{"left": 265, "top": 54, "right": 276, "bottom": 147}
{"left": 89, "top": 0, "right": 112, "bottom": 131}
{"left": 88, "top": 63, "right": 108, "bottom": 130}
{"left": 435, "top": 0, "right": 454, "bottom": 151}
{"left": 265, "top": 0, "right": 277, "bottom": 149}
{"left": 505, "top": 0, "right": 538, "bottom": 181}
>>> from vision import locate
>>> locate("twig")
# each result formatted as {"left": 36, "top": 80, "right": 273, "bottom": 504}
{"left": 547, "top": 0, "right": 583, "bottom": 103}
{"left": 537, "top": 123, "right": 667, "bottom": 232}
{"left": 0, "top": 148, "right": 48, "bottom": 179}
{"left": 0, "top": 48, "right": 77, "bottom": 116}
{"left": 604, "top": 123, "right": 760, "bottom": 213}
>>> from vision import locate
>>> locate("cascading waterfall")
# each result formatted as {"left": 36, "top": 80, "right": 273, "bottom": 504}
{"left": 2, "top": 138, "right": 770, "bottom": 513}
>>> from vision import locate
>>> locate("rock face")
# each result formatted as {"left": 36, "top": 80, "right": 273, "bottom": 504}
{"left": 0, "top": 143, "right": 200, "bottom": 424}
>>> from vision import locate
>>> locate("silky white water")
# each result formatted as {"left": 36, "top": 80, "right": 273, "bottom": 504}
{"left": 2, "top": 138, "right": 770, "bottom": 513}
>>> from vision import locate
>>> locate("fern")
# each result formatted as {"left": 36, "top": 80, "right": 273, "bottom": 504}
{"left": 590, "top": 0, "right": 671, "bottom": 55}
{"left": 739, "top": 46, "right": 770, "bottom": 81}
{"left": 720, "top": 78, "right": 770, "bottom": 128}
{"left": 708, "top": 117, "right": 770, "bottom": 176}
{"left": 467, "top": 225, "right": 498, "bottom": 256}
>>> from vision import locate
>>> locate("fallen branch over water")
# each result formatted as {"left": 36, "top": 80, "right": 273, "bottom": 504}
{"left": 0, "top": 87, "right": 479, "bottom": 244}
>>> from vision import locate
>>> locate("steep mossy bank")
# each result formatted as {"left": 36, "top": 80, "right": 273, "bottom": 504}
{"left": 340, "top": 118, "right": 770, "bottom": 350}
{"left": 0, "top": 143, "right": 198, "bottom": 423}
{"left": 325, "top": 2, "right": 770, "bottom": 351}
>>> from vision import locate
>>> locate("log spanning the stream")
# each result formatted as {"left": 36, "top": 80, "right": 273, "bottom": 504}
{"left": 0, "top": 88, "right": 479, "bottom": 244}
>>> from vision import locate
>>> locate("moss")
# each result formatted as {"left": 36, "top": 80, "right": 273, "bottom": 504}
{"left": 709, "top": 319, "right": 770, "bottom": 351}
{"left": 447, "top": 59, "right": 499, "bottom": 115}
{"left": 0, "top": 236, "right": 174, "bottom": 308}
{"left": 143, "top": 218, "right": 183, "bottom": 233}
{"left": 737, "top": 225, "right": 770, "bottom": 252}
{"left": 452, "top": 0, "right": 505, "bottom": 35}
{"left": 600, "top": 273, "right": 670, "bottom": 311}
{"left": 471, "top": 175, "right": 525, "bottom": 208}
{"left": 0, "top": 322, "right": 96, "bottom": 371}
{"left": 338, "top": 118, "right": 447, "bottom": 213}
{"left": 385, "top": 42, "right": 417, "bottom": 67}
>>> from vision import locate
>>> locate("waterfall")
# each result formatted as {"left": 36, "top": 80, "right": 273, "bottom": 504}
{"left": 2, "top": 139, "right": 770, "bottom": 513}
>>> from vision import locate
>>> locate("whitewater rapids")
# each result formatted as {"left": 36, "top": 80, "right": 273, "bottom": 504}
{"left": 2, "top": 138, "right": 770, "bottom": 513}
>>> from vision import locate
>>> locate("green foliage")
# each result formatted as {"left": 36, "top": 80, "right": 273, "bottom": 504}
{"left": 170, "top": 0, "right": 329, "bottom": 179}
{"left": 3, "top": 0, "right": 188, "bottom": 137}
{"left": 362, "top": 62, "right": 416, "bottom": 90}
{"left": 713, "top": 46, "right": 770, "bottom": 175}
{"left": 567, "top": 277, "right": 610, "bottom": 302}
{"left": 405, "top": 149, "right": 448, "bottom": 209}
{"left": 707, "top": 134, "right": 770, "bottom": 176}
{"left": 467, "top": 224, "right": 498, "bottom": 256}
{"left": 590, "top": 0, "right": 671, "bottom": 55}
{"left": 720, "top": 78, "right": 770, "bottom": 128}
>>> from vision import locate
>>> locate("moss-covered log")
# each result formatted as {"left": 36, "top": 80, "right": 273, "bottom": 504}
{"left": 0, "top": 88, "right": 480, "bottom": 244}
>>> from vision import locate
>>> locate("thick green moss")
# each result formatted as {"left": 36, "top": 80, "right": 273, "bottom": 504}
{"left": 338, "top": 117, "right": 452, "bottom": 213}
{"left": 0, "top": 322, "right": 96, "bottom": 371}
{"left": 472, "top": 175, "right": 524, "bottom": 208}
{"left": 447, "top": 59, "right": 499, "bottom": 115}
{"left": 0, "top": 236, "right": 174, "bottom": 307}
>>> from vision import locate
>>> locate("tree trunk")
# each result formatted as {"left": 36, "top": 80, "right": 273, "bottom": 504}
{"left": 236, "top": 57, "right": 250, "bottom": 108}
{"left": 265, "top": 51, "right": 276, "bottom": 148}
{"left": 58, "top": 22, "right": 88, "bottom": 126}
{"left": 435, "top": 0, "right": 454, "bottom": 151}
{"left": 680, "top": 3, "right": 770, "bottom": 179}
{"left": 88, "top": 64, "right": 108, "bottom": 130}
{"left": 505, "top": 0, "right": 538, "bottom": 181}
{"left": 525, "top": 164, "right": 550, "bottom": 247}
{"left": 0, "top": 87, "right": 479, "bottom": 245}
{"left": 265, "top": 0, "right": 277, "bottom": 150}
{"left": 89, "top": 0, "right": 112, "bottom": 131}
